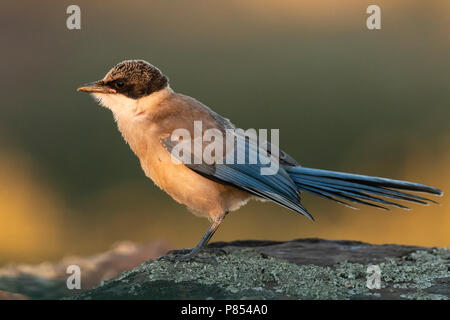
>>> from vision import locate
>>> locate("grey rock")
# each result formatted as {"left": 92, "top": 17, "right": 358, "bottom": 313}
{"left": 72, "top": 238, "right": 449, "bottom": 300}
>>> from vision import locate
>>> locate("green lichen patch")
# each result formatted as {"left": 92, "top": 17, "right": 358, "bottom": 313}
{"left": 82, "top": 247, "right": 449, "bottom": 300}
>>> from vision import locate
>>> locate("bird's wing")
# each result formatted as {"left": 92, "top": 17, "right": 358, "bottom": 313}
{"left": 160, "top": 134, "right": 312, "bottom": 219}
{"left": 233, "top": 129, "right": 300, "bottom": 167}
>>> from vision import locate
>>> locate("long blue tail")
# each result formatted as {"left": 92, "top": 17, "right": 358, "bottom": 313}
{"left": 287, "top": 166, "right": 443, "bottom": 210}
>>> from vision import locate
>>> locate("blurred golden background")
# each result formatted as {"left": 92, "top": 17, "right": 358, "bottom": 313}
{"left": 0, "top": 0, "right": 449, "bottom": 265}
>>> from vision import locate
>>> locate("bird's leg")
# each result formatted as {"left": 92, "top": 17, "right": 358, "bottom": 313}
{"left": 159, "top": 216, "right": 225, "bottom": 262}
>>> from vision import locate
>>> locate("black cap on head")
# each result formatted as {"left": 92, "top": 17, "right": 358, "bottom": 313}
{"left": 78, "top": 60, "right": 168, "bottom": 99}
{"left": 104, "top": 60, "right": 168, "bottom": 99}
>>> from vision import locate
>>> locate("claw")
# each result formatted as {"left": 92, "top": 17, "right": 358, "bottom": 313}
{"left": 157, "top": 253, "right": 218, "bottom": 264}
{"left": 205, "top": 247, "right": 228, "bottom": 256}
{"left": 166, "top": 248, "right": 192, "bottom": 255}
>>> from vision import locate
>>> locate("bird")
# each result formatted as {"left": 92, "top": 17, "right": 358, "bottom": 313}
{"left": 77, "top": 59, "right": 443, "bottom": 261}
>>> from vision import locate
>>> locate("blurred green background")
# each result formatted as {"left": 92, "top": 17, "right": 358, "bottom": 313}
{"left": 0, "top": 0, "right": 449, "bottom": 265}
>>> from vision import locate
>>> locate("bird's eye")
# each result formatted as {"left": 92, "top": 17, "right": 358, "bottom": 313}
{"left": 115, "top": 80, "right": 125, "bottom": 88}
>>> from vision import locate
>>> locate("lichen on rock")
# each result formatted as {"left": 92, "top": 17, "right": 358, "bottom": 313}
{"left": 75, "top": 243, "right": 449, "bottom": 300}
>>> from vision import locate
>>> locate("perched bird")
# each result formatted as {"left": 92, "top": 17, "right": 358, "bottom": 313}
{"left": 78, "top": 60, "right": 442, "bottom": 261}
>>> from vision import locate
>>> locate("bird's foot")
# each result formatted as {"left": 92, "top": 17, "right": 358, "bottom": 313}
{"left": 157, "top": 253, "right": 218, "bottom": 264}
{"left": 165, "top": 248, "right": 192, "bottom": 255}
{"left": 166, "top": 247, "right": 227, "bottom": 256}
{"left": 157, "top": 247, "right": 227, "bottom": 264}
{"left": 204, "top": 247, "right": 228, "bottom": 256}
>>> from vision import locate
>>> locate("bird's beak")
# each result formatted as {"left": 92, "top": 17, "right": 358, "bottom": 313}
{"left": 77, "top": 80, "right": 116, "bottom": 94}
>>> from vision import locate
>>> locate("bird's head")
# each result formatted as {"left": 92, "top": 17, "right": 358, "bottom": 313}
{"left": 77, "top": 60, "right": 169, "bottom": 112}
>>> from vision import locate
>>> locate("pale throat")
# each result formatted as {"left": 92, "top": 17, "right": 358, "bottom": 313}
{"left": 91, "top": 86, "right": 174, "bottom": 153}
{"left": 92, "top": 86, "right": 173, "bottom": 120}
